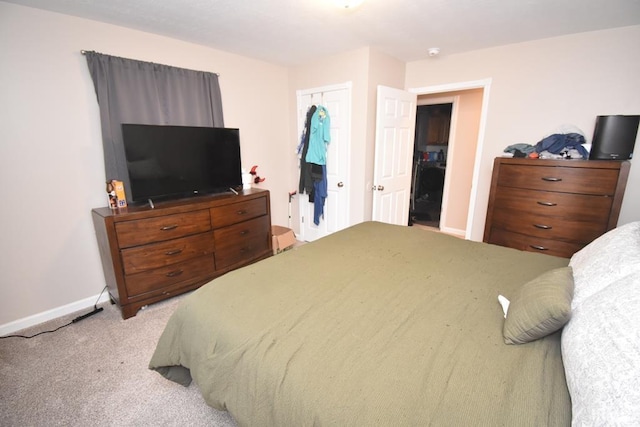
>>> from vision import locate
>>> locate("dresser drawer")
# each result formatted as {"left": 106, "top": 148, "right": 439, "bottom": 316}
{"left": 124, "top": 255, "right": 215, "bottom": 299}
{"left": 490, "top": 208, "right": 608, "bottom": 244}
{"left": 487, "top": 229, "right": 581, "bottom": 258}
{"left": 210, "top": 197, "right": 268, "bottom": 229}
{"left": 214, "top": 215, "right": 270, "bottom": 269}
{"left": 121, "top": 232, "right": 214, "bottom": 275}
{"left": 116, "top": 210, "right": 211, "bottom": 248}
{"left": 497, "top": 164, "right": 619, "bottom": 195}
{"left": 492, "top": 187, "right": 613, "bottom": 222}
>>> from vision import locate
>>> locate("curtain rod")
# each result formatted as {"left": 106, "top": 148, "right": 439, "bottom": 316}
{"left": 80, "top": 50, "right": 220, "bottom": 76}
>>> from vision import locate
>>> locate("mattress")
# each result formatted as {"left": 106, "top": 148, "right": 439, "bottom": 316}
{"left": 150, "top": 221, "right": 571, "bottom": 425}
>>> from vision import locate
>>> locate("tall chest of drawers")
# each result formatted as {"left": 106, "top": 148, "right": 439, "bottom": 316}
{"left": 92, "top": 189, "right": 272, "bottom": 318}
{"left": 483, "top": 158, "right": 630, "bottom": 258}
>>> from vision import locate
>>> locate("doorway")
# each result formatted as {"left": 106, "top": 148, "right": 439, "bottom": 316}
{"left": 409, "top": 103, "right": 452, "bottom": 228}
{"left": 409, "top": 81, "right": 490, "bottom": 239}
{"left": 371, "top": 80, "right": 490, "bottom": 239}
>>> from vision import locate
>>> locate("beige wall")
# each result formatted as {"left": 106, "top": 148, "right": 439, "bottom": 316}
{"left": 406, "top": 25, "right": 640, "bottom": 240}
{"left": 0, "top": 3, "right": 290, "bottom": 327}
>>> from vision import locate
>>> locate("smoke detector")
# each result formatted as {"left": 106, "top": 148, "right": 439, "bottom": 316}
{"left": 427, "top": 48, "right": 441, "bottom": 57}
{"left": 335, "top": 0, "right": 364, "bottom": 8}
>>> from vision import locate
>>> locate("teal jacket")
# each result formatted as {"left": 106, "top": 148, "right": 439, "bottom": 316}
{"left": 305, "top": 105, "right": 331, "bottom": 165}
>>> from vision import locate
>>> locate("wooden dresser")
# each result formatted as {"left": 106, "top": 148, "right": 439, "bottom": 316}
{"left": 483, "top": 158, "right": 630, "bottom": 258}
{"left": 92, "top": 189, "right": 272, "bottom": 318}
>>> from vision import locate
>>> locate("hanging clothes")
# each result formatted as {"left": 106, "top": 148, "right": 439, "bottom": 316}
{"left": 305, "top": 105, "right": 331, "bottom": 165}
{"left": 312, "top": 164, "right": 327, "bottom": 225}
{"left": 298, "top": 105, "right": 317, "bottom": 195}
{"left": 298, "top": 104, "right": 331, "bottom": 225}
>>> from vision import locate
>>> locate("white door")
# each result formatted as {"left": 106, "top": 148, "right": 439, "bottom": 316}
{"left": 372, "top": 85, "right": 417, "bottom": 225}
{"left": 297, "top": 83, "right": 351, "bottom": 242}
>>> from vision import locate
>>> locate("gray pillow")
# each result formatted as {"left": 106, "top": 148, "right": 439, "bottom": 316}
{"left": 561, "top": 272, "right": 640, "bottom": 425}
{"left": 503, "top": 266, "right": 574, "bottom": 345}
{"left": 569, "top": 221, "right": 640, "bottom": 309}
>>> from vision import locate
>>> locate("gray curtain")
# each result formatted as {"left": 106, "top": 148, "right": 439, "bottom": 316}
{"left": 85, "top": 51, "right": 224, "bottom": 199}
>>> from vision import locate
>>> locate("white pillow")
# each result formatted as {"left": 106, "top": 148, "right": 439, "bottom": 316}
{"left": 561, "top": 272, "right": 640, "bottom": 426}
{"left": 569, "top": 221, "right": 640, "bottom": 309}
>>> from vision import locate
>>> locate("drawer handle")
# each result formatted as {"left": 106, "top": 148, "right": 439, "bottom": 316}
{"left": 541, "top": 177, "right": 562, "bottom": 182}
{"left": 530, "top": 245, "right": 548, "bottom": 251}
{"left": 165, "top": 249, "right": 183, "bottom": 256}
{"left": 533, "top": 224, "right": 552, "bottom": 230}
{"left": 537, "top": 201, "right": 557, "bottom": 207}
{"left": 166, "top": 269, "right": 184, "bottom": 277}
{"left": 236, "top": 210, "right": 247, "bottom": 215}
{"left": 160, "top": 225, "right": 178, "bottom": 231}
{"left": 239, "top": 230, "right": 250, "bottom": 236}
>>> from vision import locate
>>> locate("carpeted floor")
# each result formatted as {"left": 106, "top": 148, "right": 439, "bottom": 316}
{"left": 410, "top": 197, "right": 441, "bottom": 228}
{"left": 0, "top": 294, "right": 237, "bottom": 426}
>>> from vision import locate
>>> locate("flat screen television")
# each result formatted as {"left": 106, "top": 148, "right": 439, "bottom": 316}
{"left": 121, "top": 124, "right": 243, "bottom": 203}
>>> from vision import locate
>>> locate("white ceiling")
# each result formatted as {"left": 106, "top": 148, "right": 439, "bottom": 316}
{"left": 4, "top": 0, "right": 640, "bottom": 66}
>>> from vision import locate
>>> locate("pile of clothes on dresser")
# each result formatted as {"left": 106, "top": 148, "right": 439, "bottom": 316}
{"left": 503, "top": 125, "right": 590, "bottom": 159}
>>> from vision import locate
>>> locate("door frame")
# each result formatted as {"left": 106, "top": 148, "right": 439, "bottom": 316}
{"left": 409, "top": 79, "right": 492, "bottom": 240}
{"left": 417, "top": 96, "right": 457, "bottom": 234}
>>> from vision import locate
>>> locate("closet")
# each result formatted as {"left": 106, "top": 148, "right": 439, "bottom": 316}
{"left": 296, "top": 83, "right": 351, "bottom": 242}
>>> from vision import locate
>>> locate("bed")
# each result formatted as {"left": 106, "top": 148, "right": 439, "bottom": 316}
{"left": 150, "top": 221, "right": 640, "bottom": 426}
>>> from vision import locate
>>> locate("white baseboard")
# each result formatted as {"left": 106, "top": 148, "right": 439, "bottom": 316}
{"left": 0, "top": 292, "right": 112, "bottom": 337}
{"left": 440, "top": 225, "right": 466, "bottom": 238}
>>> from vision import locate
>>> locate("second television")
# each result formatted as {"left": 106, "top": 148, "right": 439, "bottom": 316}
{"left": 589, "top": 115, "right": 640, "bottom": 160}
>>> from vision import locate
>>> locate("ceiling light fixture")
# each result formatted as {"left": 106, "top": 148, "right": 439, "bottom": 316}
{"left": 335, "top": 0, "right": 364, "bottom": 8}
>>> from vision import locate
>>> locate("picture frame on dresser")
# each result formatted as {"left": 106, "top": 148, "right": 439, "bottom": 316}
{"left": 483, "top": 158, "right": 630, "bottom": 258}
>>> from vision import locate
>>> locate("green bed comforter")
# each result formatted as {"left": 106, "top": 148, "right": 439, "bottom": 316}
{"left": 150, "top": 221, "right": 571, "bottom": 426}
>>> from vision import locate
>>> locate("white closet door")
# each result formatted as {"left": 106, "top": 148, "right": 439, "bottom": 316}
{"left": 297, "top": 83, "right": 351, "bottom": 242}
